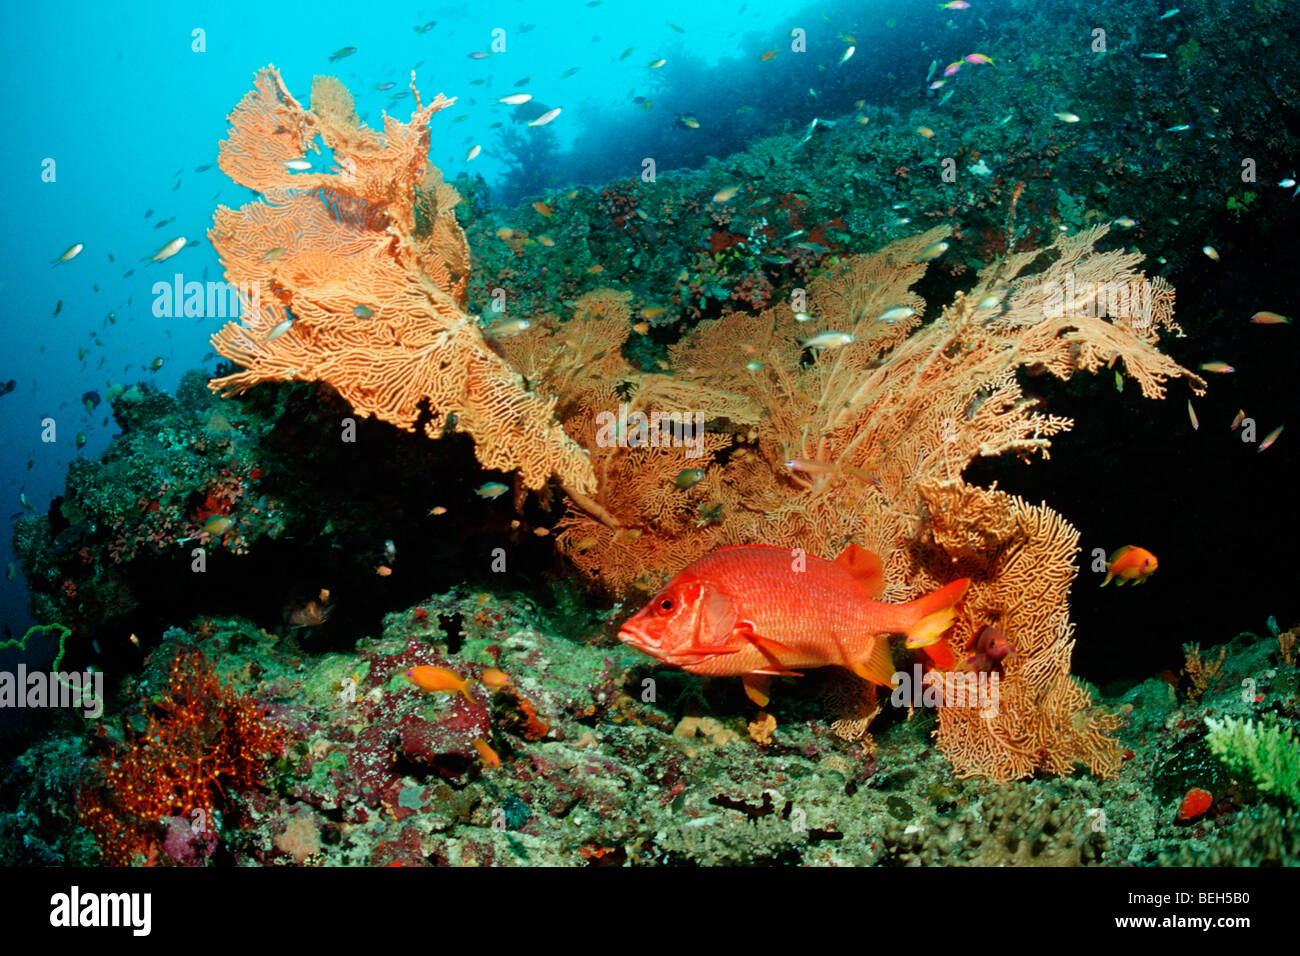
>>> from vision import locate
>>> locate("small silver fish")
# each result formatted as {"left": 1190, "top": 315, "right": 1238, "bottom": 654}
{"left": 799, "top": 331, "right": 854, "bottom": 349}
{"left": 877, "top": 306, "right": 915, "bottom": 322}
{"left": 528, "top": 107, "right": 562, "bottom": 127}
{"left": 263, "top": 318, "right": 294, "bottom": 342}
{"left": 53, "top": 243, "right": 84, "bottom": 264}
{"left": 151, "top": 236, "right": 187, "bottom": 262}
{"left": 283, "top": 159, "right": 313, "bottom": 171}
{"left": 486, "top": 318, "right": 532, "bottom": 338}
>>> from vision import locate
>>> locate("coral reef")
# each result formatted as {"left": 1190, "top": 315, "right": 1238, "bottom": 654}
{"left": 529, "top": 226, "right": 1200, "bottom": 781}
{"left": 4, "top": 590, "right": 1291, "bottom": 867}
{"left": 189, "top": 70, "right": 1202, "bottom": 786}
{"left": 9, "top": 31, "right": 1299, "bottom": 869}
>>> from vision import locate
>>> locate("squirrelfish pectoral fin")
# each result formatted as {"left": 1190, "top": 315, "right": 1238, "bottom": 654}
{"left": 850, "top": 637, "right": 897, "bottom": 687}
{"left": 749, "top": 632, "right": 798, "bottom": 661}
{"left": 834, "top": 543, "right": 886, "bottom": 598}
{"left": 743, "top": 674, "right": 771, "bottom": 707}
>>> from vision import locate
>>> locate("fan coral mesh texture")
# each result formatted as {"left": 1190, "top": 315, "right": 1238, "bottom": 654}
{"left": 208, "top": 67, "right": 594, "bottom": 493}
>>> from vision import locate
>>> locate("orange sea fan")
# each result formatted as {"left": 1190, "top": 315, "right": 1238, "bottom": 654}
{"left": 207, "top": 67, "right": 594, "bottom": 493}
{"left": 549, "top": 226, "right": 1199, "bottom": 780}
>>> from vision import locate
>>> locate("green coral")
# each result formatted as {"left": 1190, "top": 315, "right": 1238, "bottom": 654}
{"left": 1205, "top": 716, "right": 1300, "bottom": 809}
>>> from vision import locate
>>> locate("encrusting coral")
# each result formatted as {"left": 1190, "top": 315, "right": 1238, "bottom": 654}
{"left": 208, "top": 66, "right": 594, "bottom": 493}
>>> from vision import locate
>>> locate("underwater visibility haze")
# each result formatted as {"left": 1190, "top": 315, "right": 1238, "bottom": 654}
{"left": 2, "top": 0, "right": 1300, "bottom": 882}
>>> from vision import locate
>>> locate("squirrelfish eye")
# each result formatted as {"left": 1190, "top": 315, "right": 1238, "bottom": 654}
{"left": 659, "top": 599, "right": 673, "bottom": 611}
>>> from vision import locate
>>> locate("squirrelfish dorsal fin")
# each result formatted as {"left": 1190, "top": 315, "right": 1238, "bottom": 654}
{"left": 834, "top": 543, "right": 885, "bottom": 598}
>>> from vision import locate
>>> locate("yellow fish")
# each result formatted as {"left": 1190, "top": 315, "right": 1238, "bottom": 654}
{"left": 406, "top": 665, "right": 475, "bottom": 701}
{"left": 473, "top": 739, "right": 501, "bottom": 768}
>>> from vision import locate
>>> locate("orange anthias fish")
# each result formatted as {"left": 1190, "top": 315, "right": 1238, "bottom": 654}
{"left": 1101, "top": 545, "right": 1158, "bottom": 586}
{"left": 618, "top": 544, "right": 969, "bottom": 706}
{"left": 406, "top": 665, "right": 475, "bottom": 700}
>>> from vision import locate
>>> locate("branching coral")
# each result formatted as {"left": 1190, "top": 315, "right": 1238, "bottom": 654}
{"left": 1205, "top": 716, "right": 1300, "bottom": 809}
{"left": 80, "top": 649, "right": 286, "bottom": 865}
{"left": 208, "top": 67, "right": 594, "bottom": 493}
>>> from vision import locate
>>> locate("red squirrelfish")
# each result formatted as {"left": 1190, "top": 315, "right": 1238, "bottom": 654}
{"left": 618, "top": 544, "right": 969, "bottom": 706}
